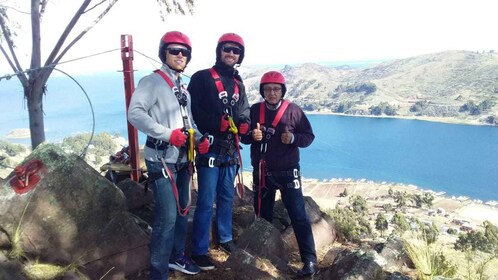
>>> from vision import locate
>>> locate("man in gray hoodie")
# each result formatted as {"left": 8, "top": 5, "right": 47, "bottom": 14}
{"left": 128, "top": 31, "right": 209, "bottom": 280}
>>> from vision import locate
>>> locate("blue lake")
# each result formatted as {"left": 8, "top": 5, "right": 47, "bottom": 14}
{"left": 1, "top": 72, "right": 497, "bottom": 201}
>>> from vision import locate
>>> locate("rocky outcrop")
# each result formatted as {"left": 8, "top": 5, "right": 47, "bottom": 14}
{"left": 0, "top": 144, "right": 419, "bottom": 279}
{"left": 0, "top": 144, "right": 149, "bottom": 279}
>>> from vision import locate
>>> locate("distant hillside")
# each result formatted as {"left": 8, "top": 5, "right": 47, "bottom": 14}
{"left": 241, "top": 50, "right": 498, "bottom": 125}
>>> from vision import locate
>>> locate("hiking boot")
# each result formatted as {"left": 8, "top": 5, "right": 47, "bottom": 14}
{"left": 219, "top": 240, "right": 237, "bottom": 254}
{"left": 297, "top": 261, "right": 317, "bottom": 277}
{"left": 191, "top": 254, "right": 215, "bottom": 271}
{"left": 168, "top": 254, "right": 200, "bottom": 275}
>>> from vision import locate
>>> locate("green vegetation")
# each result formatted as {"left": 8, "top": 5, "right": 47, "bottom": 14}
{"left": 459, "top": 99, "right": 495, "bottom": 115}
{"left": 485, "top": 115, "right": 497, "bottom": 125}
{"left": 403, "top": 235, "right": 458, "bottom": 280}
{"left": 326, "top": 195, "right": 372, "bottom": 243}
{"left": 375, "top": 212, "right": 388, "bottom": 237}
{"left": 61, "top": 132, "right": 117, "bottom": 165}
{"left": 335, "top": 82, "right": 377, "bottom": 95}
{"left": 339, "top": 188, "right": 348, "bottom": 197}
{"left": 410, "top": 101, "right": 429, "bottom": 113}
{"left": 391, "top": 212, "right": 410, "bottom": 235}
{"left": 411, "top": 193, "right": 435, "bottom": 208}
{"left": 369, "top": 102, "right": 397, "bottom": 116}
{"left": 327, "top": 206, "right": 372, "bottom": 243}
{"left": 455, "top": 221, "right": 498, "bottom": 253}
{"left": 0, "top": 140, "right": 27, "bottom": 156}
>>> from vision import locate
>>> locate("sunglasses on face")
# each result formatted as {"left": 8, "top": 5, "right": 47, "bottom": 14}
{"left": 221, "top": 45, "right": 242, "bottom": 55}
{"left": 167, "top": 48, "right": 191, "bottom": 57}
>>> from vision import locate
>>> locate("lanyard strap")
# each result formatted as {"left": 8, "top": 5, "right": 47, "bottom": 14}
{"left": 155, "top": 70, "right": 193, "bottom": 165}
{"left": 259, "top": 100, "right": 290, "bottom": 132}
{"left": 209, "top": 68, "right": 240, "bottom": 110}
{"left": 154, "top": 70, "right": 188, "bottom": 107}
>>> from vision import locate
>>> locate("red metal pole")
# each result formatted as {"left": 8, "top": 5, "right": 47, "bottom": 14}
{"left": 121, "top": 34, "right": 141, "bottom": 182}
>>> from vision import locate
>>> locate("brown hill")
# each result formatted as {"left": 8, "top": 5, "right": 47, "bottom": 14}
{"left": 242, "top": 50, "right": 498, "bottom": 125}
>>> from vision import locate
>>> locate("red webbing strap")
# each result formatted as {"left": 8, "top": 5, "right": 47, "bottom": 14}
{"left": 160, "top": 158, "right": 191, "bottom": 217}
{"left": 258, "top": 100, "right": 290, "bottom": 128}
{"left": 208, "top": 67, "right": 239, "bottom": 96}
{"left": 155, "top": 69, "right": 175, "bottom": 89}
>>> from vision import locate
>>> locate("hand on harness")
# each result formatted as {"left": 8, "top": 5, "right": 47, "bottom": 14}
{"left": 170, "top": 128, "right": 188, "bottom": 147}
{"left": 238, "top": 122, "right": 249, "bottom": 135}
{"left": 197, "top": 134, "right": 210, "bottom": 154}
{"left": 220, "top": 114, "right": 230, "bottom": 132}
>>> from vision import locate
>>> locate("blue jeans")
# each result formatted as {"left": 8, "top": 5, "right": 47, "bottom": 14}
{"left": 191, "top": 152, "right": 237, "bottom": 255}
{"left": 253, "top": 167, "right": 317, "bottom": 264}
{"left": 146, "top": 160, "right": 191, "bottom": 280}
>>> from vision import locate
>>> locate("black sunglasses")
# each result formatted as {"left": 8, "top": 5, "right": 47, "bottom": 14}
{"left": 221, "top": 45, "right": 242, "bottom": 55}
{"left": 167, "top": 47, "right": 191, "bottom": 57}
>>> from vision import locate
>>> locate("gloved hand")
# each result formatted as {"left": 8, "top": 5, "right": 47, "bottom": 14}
{"left": 198, "top": 137, "right": 210, "bottom": 154}
{"left": 220, "top": 115, "right": 230, "bottom": 132}
{"left": 238, "top": 122, "right": 249, "bottom": 135}
{"left": 170, "top": 128, "right": 187, "bottom": 147}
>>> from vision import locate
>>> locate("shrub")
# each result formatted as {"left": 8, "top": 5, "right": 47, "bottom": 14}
{"left": 403, "top": 235, "right": 458, "bottom": 279}
{"left": 326, "top": 206, "right": 372, "bottom": 243}
{"left": 0, "top": 141, "right": 27, "bottom": 157}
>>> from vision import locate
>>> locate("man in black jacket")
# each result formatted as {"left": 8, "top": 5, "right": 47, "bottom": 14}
{"left": 188, "top": 33, "right": 250, "bottom": 271}
{"left": 242, "top": 71, "right": 317, "bottom": 277}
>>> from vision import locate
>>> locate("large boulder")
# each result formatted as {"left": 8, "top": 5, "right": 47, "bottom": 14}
{"left": 0, "top": 144, "right": 149, "bottom": 279}
{"left": 276, "top": 196, "right": 338, "bottom": 251}
{"left": 322, "top": 248, "right": 387, "bottom": 280}
{"left": 236, "top": 218, "right": 289, "bottom": 271}
{"left": 225, "top": 249, "right": 281, "bottom": 280}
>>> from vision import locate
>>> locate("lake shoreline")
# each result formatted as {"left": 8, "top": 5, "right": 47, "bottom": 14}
{"left": 306, "top": 110, "right": 491, "bottom": 127}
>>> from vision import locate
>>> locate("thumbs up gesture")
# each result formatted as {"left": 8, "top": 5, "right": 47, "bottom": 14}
{"left": 252, "top": 123, "right": 263, "bottom": 141}
{"left": 281, "top": 127, "right": 293, "bottom": 144}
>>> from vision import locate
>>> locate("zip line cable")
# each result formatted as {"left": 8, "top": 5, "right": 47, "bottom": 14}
{"left": 0, "top": 48, "right": 121, "bottom": 81}
{"left": 1, "top": 46, "right": 192, "bottom": 161}
{"left": 50, "top": 67, "right": 96, "bottom": 159}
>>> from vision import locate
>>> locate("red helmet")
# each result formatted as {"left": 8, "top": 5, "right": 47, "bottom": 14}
{"left": 216, "top": 33, "right": 245, "bottom": 64}
{"left": 159, "top": 31, "right": 192, "bottom": 64}
{"left": 259, "top": 71, "right": 287, "bottom": 97}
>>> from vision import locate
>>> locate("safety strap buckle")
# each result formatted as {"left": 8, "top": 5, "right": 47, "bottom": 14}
{"left": 208, "top": 135, "right": 215, "bottom": 145}
{"left": 208, "top": 157, "right": 215, "bottom": 168}
{"left": 265, "top": 127, "right": 275, "bottom": 140}
{"left": 292, "top": 179, "right": 300, "bottom": 189}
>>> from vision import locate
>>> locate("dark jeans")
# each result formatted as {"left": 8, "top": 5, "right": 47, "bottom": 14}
{"left": 146, "top": 160, "right": 190, "bottom": 280}
{"left": 253, "top": 166, "right": 317, "bottom": 264}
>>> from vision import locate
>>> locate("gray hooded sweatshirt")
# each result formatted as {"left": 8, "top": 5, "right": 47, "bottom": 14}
{"left": 128, "top": 65, "right": 202, "bottom": 163}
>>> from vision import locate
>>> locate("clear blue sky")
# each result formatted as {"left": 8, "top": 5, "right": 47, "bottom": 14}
{"left": 1, "top": 0, "right": 497, "bottom": 75}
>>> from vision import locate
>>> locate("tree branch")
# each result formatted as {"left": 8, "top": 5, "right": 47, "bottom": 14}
{"left": 40, "top": 0, "right": 92, "bottom": 82}
{"left": 84, "top": 0, "right": 108, "bottom": 14}
{"left": 0, "top": 8, "right": 28, "bottom": 86}
{"left": 29, "top": 0, "right": 41, "bottom": 80}
{"left": 39, "top": 0, "right": 48, "bottom": 22}
{"left": 50, "top": 0, "right": 118, "bottom": 71}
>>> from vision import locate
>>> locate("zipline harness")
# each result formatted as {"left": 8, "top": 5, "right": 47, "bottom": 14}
{"left": 256, "top": 100, "right": 290, "bottom": 217}
{"left": 147, "top": 69, "right": 196, "bottom": 216}
{"left": 207, "top": 67, "right": 245, "bottom": 198}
